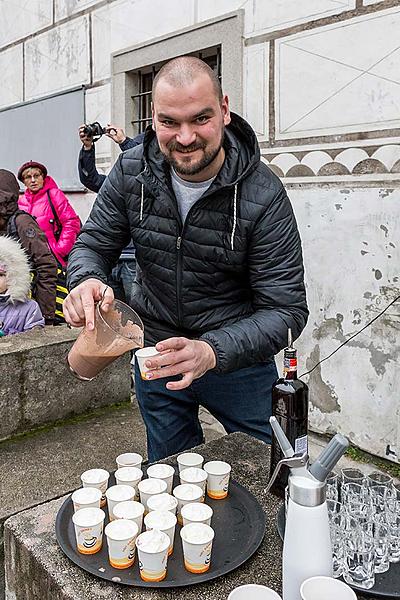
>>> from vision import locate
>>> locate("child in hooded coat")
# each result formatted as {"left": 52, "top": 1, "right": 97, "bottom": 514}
{"left": 0, "top": 236, "right": 45, "bottom": 335}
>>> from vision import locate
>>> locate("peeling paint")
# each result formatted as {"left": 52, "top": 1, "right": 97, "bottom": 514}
{"left": 361, "top": 250, "right": 369, "bottom": 255}
{"left": 335, "top": 203, "right": 343, "bottom": 210}
{"left": 379, "top": 189, "right": 394, "bottom": 198}
{"left": 340, "top": 189, "right": 351, "bottom": 194}
{"left": 389, "top": 242, "right": 396, "bottom": 248}
{"left": 306, "top": 345, "right": 341, "bottom": 413}
{"left": 373, "top": 269, "right": 383, "bottom": 280}
{"left": 380, "top": 225, "right": 389, "bottom": 237}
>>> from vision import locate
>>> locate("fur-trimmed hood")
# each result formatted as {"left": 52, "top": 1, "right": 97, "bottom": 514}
{"left": 0, "top": 235, "right": 31, "bottom": 303}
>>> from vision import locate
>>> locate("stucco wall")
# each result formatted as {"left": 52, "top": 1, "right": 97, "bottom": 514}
{"left": 1, "top": 0, "right": 399, "bottom": 460}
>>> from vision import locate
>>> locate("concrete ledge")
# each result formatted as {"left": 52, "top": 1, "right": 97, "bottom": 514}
{"left": 0, "top": 326, "right": 131, "bottom": 441}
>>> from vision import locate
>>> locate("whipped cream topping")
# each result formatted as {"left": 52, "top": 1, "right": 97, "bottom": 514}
{"left": 72, "top": 507, "right": 105, "bottom": 527}
{"left": 105, "top": 518, "right": 138, "bottom": 541}
{"left": 72, "top": 487, "right": 102, "bottom": 503}
{"left": 181, "top": 502, "right": 212, "bottom": 521}
{"left": 81, "top": 468, "right": 109, "bottom": 484}
{"left": 145, "top": 510, "right": 176, "bottom": 530}
{"left": 180, "top": 467, "right": 207, "bottom": 482}
{"left": 106, "top": 485, "right": 135, "bottom": 502}
{"left": 180, "top": 522, "right": 214, "bottom": 545}
{"left": 136, "top": 529, "right": 170, "bottom": 553}
{"left": 147, "top": 464, "right": 175, "bottom": 479}
{"left": 147, "top": 493, "right": 177, "bottom": 512}
{"left": 113, "top": 500, "right": 144, "bottom": 519}
{"left": 139, "top": 478, "right": 167, "bottom": 494}
{"left": 173, "top": 484, "right": 203, "bottom": 500}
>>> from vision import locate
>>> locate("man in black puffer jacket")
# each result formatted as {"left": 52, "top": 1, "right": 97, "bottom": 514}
{"left": 65, "top": 56, "right": 308, "bottom": 461}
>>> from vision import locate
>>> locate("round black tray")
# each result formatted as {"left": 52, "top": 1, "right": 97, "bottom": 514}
{"left": 56, "top": 473, "right": 265, "bottom": 588}
{"left": 277, "top": 504, "right": 400, "bottom": 599}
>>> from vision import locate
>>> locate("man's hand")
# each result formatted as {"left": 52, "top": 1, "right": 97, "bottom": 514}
{"left": 79, "top": 124, "right": 93, "bottom": 150}
{"left": 144, "top": 337, "right": 217, "bottom": 391}
{"left": 105, "top": 124, "right": 127, "bottom": 144}
{"left": 63, "top": 279, "right": 114, "bottom": 330}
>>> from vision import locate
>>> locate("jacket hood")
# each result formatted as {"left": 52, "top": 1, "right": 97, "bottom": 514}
{"left": 0, "top": 169, "right": 20, "bottom": 218}
{"left": 24, "top": 175, "right": 59, "bottom": 202}
{"left": 143, "top": 112, "right": 260, "bottom": 188}
{"left": 0, "top": 235, "right": 31, "bottom": 303}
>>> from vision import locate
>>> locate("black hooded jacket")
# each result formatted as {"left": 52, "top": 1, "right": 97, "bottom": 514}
{"left": 67, "top": 113, "right": 308, "bottom": 373}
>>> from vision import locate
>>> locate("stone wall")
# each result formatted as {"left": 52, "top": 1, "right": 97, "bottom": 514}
{"left": 0, "top": 327, "right": 131, "bottom": 441}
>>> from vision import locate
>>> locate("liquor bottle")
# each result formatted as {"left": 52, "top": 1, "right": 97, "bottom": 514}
{"left": 269, "top": 329, "right": 309, "bottom": 498}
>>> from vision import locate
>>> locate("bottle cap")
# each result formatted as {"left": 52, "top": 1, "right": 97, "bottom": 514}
{"left": 309, "top": 434, "right": 349, "bottom": 482}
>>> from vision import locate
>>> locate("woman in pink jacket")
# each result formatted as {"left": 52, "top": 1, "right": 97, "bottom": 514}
{"left": 17, "top": 161, "right": 81, "bottom": 266}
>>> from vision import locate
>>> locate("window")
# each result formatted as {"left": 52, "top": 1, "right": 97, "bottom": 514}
{"left": 131, "top": 47, "right": 222, "bottom": 134}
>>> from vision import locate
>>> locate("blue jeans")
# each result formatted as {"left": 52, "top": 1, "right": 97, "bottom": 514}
{"left": 134, "top": 360, "right": 278, "bottom": 462}
{"left": 108, "top": 259, "right": 136, "bottom": 305}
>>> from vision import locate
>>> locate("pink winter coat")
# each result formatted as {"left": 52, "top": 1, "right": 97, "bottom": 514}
{"left": 18, "top": 176, "right": 81, "bottom": 266}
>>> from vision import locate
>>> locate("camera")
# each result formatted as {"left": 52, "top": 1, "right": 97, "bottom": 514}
{"left": 82, "top": 122, "right": 106, "bottom": 140}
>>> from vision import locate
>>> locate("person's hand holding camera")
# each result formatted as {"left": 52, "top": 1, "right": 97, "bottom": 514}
{"left": 79, "top": 124, "right": 94, "bottom": 151}
{"left": 105, "top": 124, "right": 127, "bottom": 144}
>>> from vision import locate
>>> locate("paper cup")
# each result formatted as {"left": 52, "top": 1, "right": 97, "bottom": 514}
{"left": 180, "top": 522, "right": 214, "bottom": 573}
{"left": 80, "top": 468, "right": 110, "bottom": 508}
{"left": 115, "top": 466, "right": 143, "bottom": 500}
{"left": 135, "top": 347, "right": 161, "bottom": 380}
{"left": 181, "top": 502, "right": 213, "bottom": 527}
{"left": 106, "top": 485, "right": 135, "bottom": 520}
{"left": 204, "top": 460, "right": 231, "bottom": 499}
{"left": 147, "top": 464, "right": 175, "bottom": 494}
{"left": 72, "top": 507, "right": 105, "bottom": 555}
{"left": 104, "top": 518, "right": 139, "bottom": 569}
{"left": 177, "top": 452, "right": 204, "bottom": 472}
{"left": 301, "top": 576, "right": 357, "bottom": 600}
{"left": 173, "top": 484, "right": 204, "bottom": 525}
{"left": 180, "top": 467, "right": 208, "bottom": 496}
{"left": 138, "top": 478, "right": 168, "bottom": 511}
{"left": 113, "top": 500, "right": 145, "bottom": 532}
{"left": 71, "top": 487, "right": 102, "bottom": 513}
{"left": 228, "top": 585, "right": 282, "bottom": 600}
{"left": 116, "top": 452, "right": 143, "bottom": 469}
{"left": 144, "top": 510, "right": 177, "bottom": 556}
{"left": 135, "top": 529, "right": 170, "bottom": 582}
{"left": 147, "top": 493, "right": 178, "bottom": 515}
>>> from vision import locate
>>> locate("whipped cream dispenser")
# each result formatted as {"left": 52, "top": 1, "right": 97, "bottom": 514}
{"left": 266, "top": 416, "right": 349, "bottom": 600}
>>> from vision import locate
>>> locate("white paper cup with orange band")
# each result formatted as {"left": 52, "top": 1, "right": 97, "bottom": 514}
{"left": 135, "top": 347, "right": 161, "bottom": 380}
{"left": 116, "top": 452, "right": 143, "bottom": 469}
{"left": 204, "top": 461, "right": 231, "bottom": 500}
{"left": 147, "top": 492, "right": 178, "bottom": 515}
{"left": 138, "top": 478, "right": 168, "bottom": 511}
{"left": 80, "top": 468, "right": 110, "bottom": 508}
{"left": 144, "top": 510, "right": 177, "bottom": 556}
{"left": 181, "top": 502, "right": 213, "bottom": 527}
{"left": 147, "top": 463, "right": 175, "bottom": 494}
{"left": 115, "top": 466, "right": 143, "bottom": 501}
{"left": 71, "top": 487, "right": 102, "bottom": 513}
{"left": 113, "top": 500, "right": 145, "bottom": 532}
{"left": 72, "top": 507, "right": 105, "bottom": 555}
{"left": 180, "top": 467, "right": 208, "bottom": 497}
{"left": 105, "top": 518, "right": 139, "bottom": 569}
{"left": 173, "top": 484, "right": 204, "bottom": 525}
{"left": 177, "top": 452, "right": 204, "bottom": 472}
{"left": 135, "top": 529, "right": 170, "bottom": 582}
{"left": 180, "top": 522, "right": 215, "bottom": 574}
{"left": 106, "top": 485, "right": 135, "bottom": 521}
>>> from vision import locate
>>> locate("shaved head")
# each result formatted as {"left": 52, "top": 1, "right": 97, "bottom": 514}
{"left": 152, "top": 56, "right": 223, "bottom": 102}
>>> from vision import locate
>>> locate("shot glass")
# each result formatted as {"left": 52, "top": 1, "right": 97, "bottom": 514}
{"left": 181, "top": 502, "right": 213, "bottom": 527}
{"left": 343, "top": 533, "right": 376, "bottom": 590}
{"left": 204, "top": 460, "right": 231, "bottom": 500}
{"left": 144, "top": 509, "right": 177, "bottom": 556}
{"left": 72, "top": 507, "right": 105, "bottom": 555}
{"left": 330, "top": 524, "right": 345, "bottom": 578}
{"left": 71, "top": 487, "right": 102, "bottom": 513}
{"left": 138, "top": 478, "right": 168, "bottom": 511}
{"left": 180, "top": 467, "right": 208, "bottom": 497}
{"left": 113, "top": 500, "right": 145, "bottom": 532}
{"left": 180, "top": 522, "right": 215, "bottom": 573}
{"left": 135, "top": 347, "right": 161, "bottom": 380}
{"left": 327, "top": 500, "right": 347, "bottom": 529}
{"left": 105, "top": 484, "right": 135, "bottom": 521}
{"left": 104, "top": 519, "right": 139, "bottom": 569}
{"left": 327, "top": 471, "right": 339, "bottom": 502}
{"left": 341, "top": 468, "right": 366, "bottom": 486}
{"left": 386, "top": 511, "right": 400, "bottom": 563}
{"left": 300, "top": 576, "right": 357, "bottom": 600}
{"left": 116, "top": 452, "right": 143, "bottom": 469}
{"left": 173, "top": 483, "right": 204, "bottom": 525}
{"left": 80, "top": 468, "right": 110, "bottom": 508}
{"left": 361, "top": 520, "right": 390, "bottom": 574}
{"left": 115, "top": 466, "right": 143, "bottom": 501}
{"left": 369, "top": 484, "right": 391, "bottom": 517}
{"left": 228, "top": 585, "right": 282, "bottom": 600}
{"left": 341, "top": 482, "right": 367, "bottom": 506}
{"left": 147, "top": 463, "right": 175, "bottom": 495}
{"left": 147, "top": 492, "right": 178, "bottom": 515}
{"left": 135, "top": 529, "right": 170, "bottom": 582}
{"left": 177, "top": 452, "right": 204, "bottom": 473}
{"left": 367, "top": 471, "right": 393, "bottom": 489}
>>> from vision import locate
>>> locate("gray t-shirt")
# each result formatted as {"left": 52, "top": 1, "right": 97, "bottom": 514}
{"left": 171, "top": 168, "right": 215, "bottom": 223}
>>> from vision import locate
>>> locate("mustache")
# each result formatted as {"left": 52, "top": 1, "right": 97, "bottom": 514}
{"left": 167, "top": 140, "right": 206, "bottom": 153}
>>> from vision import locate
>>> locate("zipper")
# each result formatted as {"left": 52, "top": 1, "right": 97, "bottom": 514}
{"left": 176, "top": 235, "right": 183, "bottom": 324}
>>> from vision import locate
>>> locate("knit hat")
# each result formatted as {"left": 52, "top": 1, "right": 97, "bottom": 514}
{"left": 0, "top": 169, "right": 20, "bottom": 218}
{"left": 17, "top": 161, "right": 47, "bottom": 182}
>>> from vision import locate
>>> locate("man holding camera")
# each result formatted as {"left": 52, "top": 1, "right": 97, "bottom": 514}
{"left": 77, "top": 124, "right": 144, "bottom": 305}
{"left": 66, "top": 56, "right": 308, "bottom": 462}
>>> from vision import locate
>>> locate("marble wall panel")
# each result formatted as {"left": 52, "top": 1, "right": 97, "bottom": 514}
{"left": 0, "top": 45, "right": 23, "bottom": 109}
{"left": 25, "top": 16, "right": 90, "bottom": 101}
{"left": 55, "top": 0, "right": 104, "bottom": 21}
{"left": 92, "top": 0, "right": 195, "bottom": 81}
{"left": 243, "top": 43, "right": 268, "bottom": 138}
{"left": 252, "top": 0, "right": 355, "bottom": 35}
{"left": 276, "top": 7, "right": 400, "bottom": 139}
{"left": 364, "top": 0, "right": 384, "bottom": 4}
{"left": 196, "top": 0, "right": 253, "bottom": 34}
{"left": 85, "top": 84, "right": 112, "bottom": 160}
{"left": 0, "top": 0, "right": 52, "bottom": 49}
{"left": 292, "top": 186, "right": 400, "bottom": 460}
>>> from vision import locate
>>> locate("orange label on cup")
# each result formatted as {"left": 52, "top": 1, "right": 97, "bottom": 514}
{"left": 184, "top": 559, "right": 210, "bottom": 573}
{"left": 77, "top": 539, "right": 102, "bottom": 555}
{"left": 207, "top": 489, "right": 228, "bottom": 500}
{"left": 139, "top": 568, "right": 167, "bottom": 582}
{"left": 109, "top": 556, "right": 135, "bottom": 569}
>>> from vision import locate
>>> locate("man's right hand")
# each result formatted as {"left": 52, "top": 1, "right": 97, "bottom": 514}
{"left": 63, "top": 279, "right": 114, "bottom": 330}
{"left": 79, "top": 124, "right": 93, "bottom": 150}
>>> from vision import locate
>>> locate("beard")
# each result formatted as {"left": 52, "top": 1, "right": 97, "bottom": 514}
{"left": 162, "top": 129, "right": 225, "bottom": 177}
